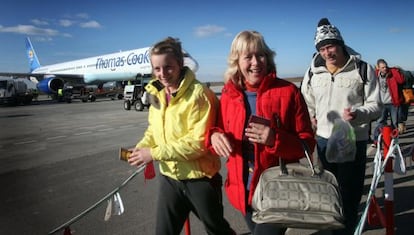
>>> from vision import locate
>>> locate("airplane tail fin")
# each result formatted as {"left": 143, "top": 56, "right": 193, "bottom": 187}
{"left": 26, "top": 37, "right": 41, "bottom": 72}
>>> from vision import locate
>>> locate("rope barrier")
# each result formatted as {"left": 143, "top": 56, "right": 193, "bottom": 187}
{"left": 354, "top": 133, "right": 387, "bottom": 235}
{"left": 354, "top": 126, "right": 406, "bottom": 235}
{"left": 48, "top": 164, "right": 147, "bottom": 235}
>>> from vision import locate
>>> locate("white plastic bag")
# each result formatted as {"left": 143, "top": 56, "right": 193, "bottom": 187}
{"left": 326, "top": 118, "right": 356, "bottom": 163}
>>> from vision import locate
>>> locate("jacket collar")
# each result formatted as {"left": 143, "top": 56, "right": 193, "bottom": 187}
{"left": 223, "top": 72, "right": 277, "bottom": 97}
{"left": 146, "top": 66, "right": 195, "bottom": 99}
{"left": 311, "top": 53, "right": 358, "bottom": 75}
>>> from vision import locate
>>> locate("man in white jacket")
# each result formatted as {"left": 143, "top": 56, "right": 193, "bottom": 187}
{"left": 301, "top": 18, "right": 381, "bottom": 235}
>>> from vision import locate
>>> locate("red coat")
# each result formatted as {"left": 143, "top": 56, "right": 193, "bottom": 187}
{"left": 376, "top": 67, "right": 405, "bottom": 106}
{"left": 206, "top": 73, "right": 316, "bottom": 215}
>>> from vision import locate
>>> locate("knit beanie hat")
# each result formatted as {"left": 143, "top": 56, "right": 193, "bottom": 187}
{"left": 314, "top": 18, "right": 344, "bottom": 51}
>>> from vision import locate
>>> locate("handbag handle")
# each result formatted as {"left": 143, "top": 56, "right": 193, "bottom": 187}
{"left": 278, "top": 141, "right": 316, "bottom": 176}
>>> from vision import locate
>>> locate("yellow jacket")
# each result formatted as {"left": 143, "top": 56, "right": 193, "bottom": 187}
{"left": 136, "top": 68, "right": 220, "bottom": 180}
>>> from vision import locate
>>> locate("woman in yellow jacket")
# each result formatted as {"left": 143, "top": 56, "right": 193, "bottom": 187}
{"left": 128, "top": 37, "right": 234, "bottom": 235}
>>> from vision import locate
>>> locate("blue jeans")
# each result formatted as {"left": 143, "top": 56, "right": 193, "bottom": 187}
{"left": 316, "top": 136, "right": 367, "bottom": 235}
{"left": 373, "top": 103, "right": 399, "bottom": 140}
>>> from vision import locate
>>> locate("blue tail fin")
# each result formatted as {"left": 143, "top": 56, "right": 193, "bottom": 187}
{"left": 26, "top": 37, "right": 41, "bottom": 72}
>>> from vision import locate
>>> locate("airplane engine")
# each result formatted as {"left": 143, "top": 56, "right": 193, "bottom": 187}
{"left": 36, "top": 77, "right": 65, "bottom": 94}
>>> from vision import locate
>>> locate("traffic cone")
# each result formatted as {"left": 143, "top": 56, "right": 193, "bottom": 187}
{"left": 63, "top": 226, "right": 72, "bottom": 235}
{"left": 367, "top": 196, "right": 386, "bottom": 227}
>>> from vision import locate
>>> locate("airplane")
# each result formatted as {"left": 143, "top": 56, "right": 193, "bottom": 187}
{"left": 0, "top": 37, "right": 199, "bottom": 99}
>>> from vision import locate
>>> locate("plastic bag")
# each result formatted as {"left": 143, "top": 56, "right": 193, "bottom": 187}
{"left": 326, "top": 118, "right": 356, "bottom": 163}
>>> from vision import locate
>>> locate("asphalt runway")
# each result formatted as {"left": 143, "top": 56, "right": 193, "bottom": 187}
{"left": 1, "top": 95, "right": 413, "bottom": 235}
{"left": 0, "top": 97, "right": 248, "bottom": 235}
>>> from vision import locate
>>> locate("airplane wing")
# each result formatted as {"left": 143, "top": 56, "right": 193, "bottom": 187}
{"left": 0, "top": 72, "right": 39, "bottom": 78}
{"left": 0, "top": 72, "right": 84, "bottom": 91}
{"left": 0, "top": 72, "right": 83, "bottom": 80}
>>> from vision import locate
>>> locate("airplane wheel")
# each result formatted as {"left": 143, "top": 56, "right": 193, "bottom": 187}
{"left": 134, "top": 100, "right": 144, "bottom": 111}
{"left": 124, "top": 100, "right": 131, "bottom": 110}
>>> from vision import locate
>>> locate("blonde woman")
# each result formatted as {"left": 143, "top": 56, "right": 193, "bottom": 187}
{"left": 207, "top": 30, "right": 315, "bottom": 234}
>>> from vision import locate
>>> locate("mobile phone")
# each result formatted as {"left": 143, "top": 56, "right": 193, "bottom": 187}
{"left": 119, "top": 147, "right": 133, "bottom": 161}
{"left": 248, "top": 115, "right": 271, "bottom": 127}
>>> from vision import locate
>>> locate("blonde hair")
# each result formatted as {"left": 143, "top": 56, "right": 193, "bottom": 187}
{"left": 150, "top": 37, "right": 184, "bottom": 67}
{"left": 224, "top": 30, "right": 276, "bottom": 87}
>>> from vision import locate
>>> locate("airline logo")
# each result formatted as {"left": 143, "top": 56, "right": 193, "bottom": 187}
{"left": 28, "top": 50, "right": 34, "bottom": 61}
{"left": 95, "top": 50, "right": 150, "bottom": 70}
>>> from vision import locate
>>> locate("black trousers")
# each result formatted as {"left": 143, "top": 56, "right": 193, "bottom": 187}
{"left": 155, "top": 174, "right": 233, "bottom": 235}
{"left": 399, "top": 103, "right": 409, "bottom": 123}
{"left": 316, "top": 136, "right": 367, "bottom": 235}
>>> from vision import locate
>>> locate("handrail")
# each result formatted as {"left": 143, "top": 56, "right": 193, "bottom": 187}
{"left": 48, "top": 164, "right": 147, "bottom": 235}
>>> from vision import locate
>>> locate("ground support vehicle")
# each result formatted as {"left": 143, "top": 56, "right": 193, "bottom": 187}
{"left": 0, "top": 77, "right": 34, "bottom": 105}
{"left": 56, "top": 84, "right": 84, "bottom": 103}
{"left": 123, "top": 84, "right": 150, "bottom": 111}
{"left": 60, "top": 85, "right": 124, "bottom": 103}
{"left": 88, "top": 88, "right": 124, "bottom": 102}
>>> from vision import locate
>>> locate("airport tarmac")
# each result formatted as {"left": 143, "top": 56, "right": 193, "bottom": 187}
{"left": 0, "top": 93, "right": 413, "bottom": 235}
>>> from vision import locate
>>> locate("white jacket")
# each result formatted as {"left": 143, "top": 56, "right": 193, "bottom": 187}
{"left": 301, "top": 54, "right": 380, "bottom": 141}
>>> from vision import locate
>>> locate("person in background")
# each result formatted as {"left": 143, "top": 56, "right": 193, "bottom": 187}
{"left": 397, "top": 67, "right": 414, "bottom": 134}
{"left": 206, "top": 30, "right": 316, "bottom": 235}
{"left": 128, "top": 37, "right": 234, "bottom": 235}
{"left": 301, "top": 18, "right": 380, "bottom": 235}
{"left": 372, "top": 59, "right": 405, "bottom": 145}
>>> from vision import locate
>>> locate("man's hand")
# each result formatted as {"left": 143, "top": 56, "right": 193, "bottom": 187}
{"left": 343, "top": 107, "right": 356, "bottom": 121}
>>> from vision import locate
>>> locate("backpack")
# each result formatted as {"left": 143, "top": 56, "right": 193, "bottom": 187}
{"left": 401, "top": 69, "right": 414, "bottom": 89}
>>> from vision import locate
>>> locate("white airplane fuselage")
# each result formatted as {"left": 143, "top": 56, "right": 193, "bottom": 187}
{"left": 18, "top": 37, "right": 199, "bottom": 95}
{"left": 32, "top": 47, "right": 153, "bottom": 84}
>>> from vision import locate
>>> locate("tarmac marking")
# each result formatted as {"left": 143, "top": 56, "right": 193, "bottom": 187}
{"left": 93, "top": 125, "right": 108, "bottom": 128}
{"left": 46, "top": 135, "right": 66, "bottom": 140}
{"left": 119, "top": 124, "right": 135, "bottom": 129}
{"left": 74, "top": 131, "right": 92, "bottom": 136}
{"left": 14, "top": 140, "right": 36, "bottom": 145}
{"left": 98, "top": 128, "right": 114, "bottom": 132}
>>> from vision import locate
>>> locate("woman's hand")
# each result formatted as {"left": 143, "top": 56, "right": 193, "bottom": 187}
{"left": 245, "top": 122, "right": 275, "bottom": 146}
{"left": 128, "top": 147, "right": 153, "bottom": 167}
{"left": 211, "top": 132, "right": 233, "bottom": 158}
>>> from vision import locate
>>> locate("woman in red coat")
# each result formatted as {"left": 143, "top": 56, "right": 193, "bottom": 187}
{"left": 206, "top": 30, "right": 316, "bottom": 235}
